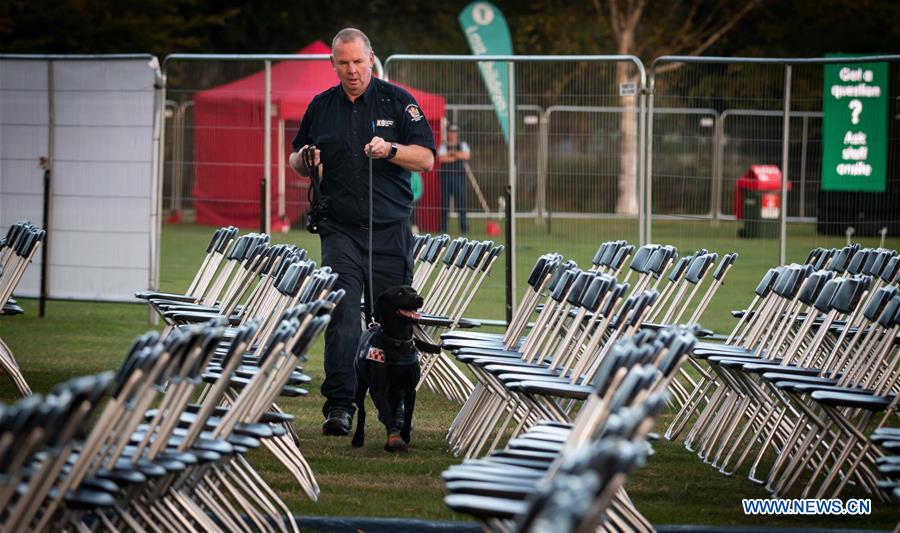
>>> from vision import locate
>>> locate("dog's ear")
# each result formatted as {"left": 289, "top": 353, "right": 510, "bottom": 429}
{"left": 414, "top": 338, "right": 442, "bottom": 354}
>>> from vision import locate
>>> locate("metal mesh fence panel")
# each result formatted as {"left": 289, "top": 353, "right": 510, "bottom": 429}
{"left": 649, "top": 57, "right": 900, "bottom": 333}
{"left": 386, "top": 56, "right": 643, "bottom": 318}
{"left": 163, "top": 57, "right": 319, "bottom": 230}
{"left": 650, "top": 61, "right": 786, "bottom": 275}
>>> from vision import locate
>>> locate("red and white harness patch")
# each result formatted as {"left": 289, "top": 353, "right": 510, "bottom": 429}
{"left": 366, "top": 347, "right": 386, "bottom": 364}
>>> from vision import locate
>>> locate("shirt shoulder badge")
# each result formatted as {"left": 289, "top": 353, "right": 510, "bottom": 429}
{"left": 405, "top": 104, "right": 424, "bottom": 122}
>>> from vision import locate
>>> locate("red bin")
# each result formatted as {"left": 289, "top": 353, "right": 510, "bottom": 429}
{"left": 734, "top": 165, "right": 791, "bottom": 238}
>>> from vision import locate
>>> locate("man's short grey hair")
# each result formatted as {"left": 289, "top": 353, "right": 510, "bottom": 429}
{"left": 332, "top": 28, "right": 372, "bottom": 53}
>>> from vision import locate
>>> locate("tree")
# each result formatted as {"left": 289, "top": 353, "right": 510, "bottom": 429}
{"left": 0, "top": 0, "right": 234, "bottom": 57}
{"left": 590, "top": 0, "right": 760, "bottom": 215}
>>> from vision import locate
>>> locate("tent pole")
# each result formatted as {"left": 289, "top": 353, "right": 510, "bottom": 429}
{"left": 264, "top": 60, "right": 272, "bottom": 233}
{"left": 278, "top": 119, "right": 286, "bottom": 228}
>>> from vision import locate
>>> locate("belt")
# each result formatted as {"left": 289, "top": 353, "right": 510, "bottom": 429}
{"left": 333, "top": 219, "right": 400, "bottom": 231}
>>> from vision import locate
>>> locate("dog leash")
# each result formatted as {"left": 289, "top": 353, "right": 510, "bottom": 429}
{"left": 367, "top": 122, "right": 377, "bottom": 328}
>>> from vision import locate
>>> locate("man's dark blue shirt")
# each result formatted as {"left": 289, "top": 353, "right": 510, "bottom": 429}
{"left": 292, "top": 77, "right": 435, "bottom": 226}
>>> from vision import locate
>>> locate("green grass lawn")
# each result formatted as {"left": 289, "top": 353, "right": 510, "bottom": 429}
{"left": 1, "top": 219, "right": 897, "bottom": 529}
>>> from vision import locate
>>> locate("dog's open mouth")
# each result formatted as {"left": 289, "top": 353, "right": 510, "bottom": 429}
{"left": 396, "top": 308, "right": 421, "bottom": 320}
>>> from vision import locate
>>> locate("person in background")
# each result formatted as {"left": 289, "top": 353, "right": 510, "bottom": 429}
{"left": 438, "top": 124, "right": 470, "bottom": 235}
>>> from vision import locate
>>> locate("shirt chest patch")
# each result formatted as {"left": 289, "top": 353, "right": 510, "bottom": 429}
{"left": 376, "top": 119, "right": 395, "bottom": 127}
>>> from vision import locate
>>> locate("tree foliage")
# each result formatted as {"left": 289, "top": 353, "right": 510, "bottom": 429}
{"left": 0, "top": 0, "right": 233, "bottom": 57}
{"left": 3, "top": 0, "right": 898, "bottom": 59}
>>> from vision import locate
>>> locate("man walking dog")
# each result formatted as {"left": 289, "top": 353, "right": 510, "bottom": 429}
{"left": 289, "top": 28, "right": 435, "bottom": 436}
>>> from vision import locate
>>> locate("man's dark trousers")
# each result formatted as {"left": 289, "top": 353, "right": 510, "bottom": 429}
{"left": 440, "top": 171, "right": 468, "bottom": 234}
{"left": 319, "top": 219, "right": 414, "bottom": 418}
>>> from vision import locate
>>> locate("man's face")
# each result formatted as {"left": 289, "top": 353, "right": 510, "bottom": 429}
{"left": 447, "top": 131, "right": 459, "bottom": 145}
{"left": 331, "top": 38, "right": 374, "bottom": 98}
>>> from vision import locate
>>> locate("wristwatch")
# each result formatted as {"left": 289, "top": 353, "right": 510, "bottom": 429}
{"left": 387, "top": 143, "right": 398, "bottom": 160}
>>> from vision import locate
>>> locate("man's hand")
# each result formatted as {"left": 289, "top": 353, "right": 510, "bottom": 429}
{"left": 290, "top": 145, "right": 321, "bottom": 177}
{"left": 301, "top": 145, "right": 321, "bottom": 169}
{"left": 365, "top": 136, "right": 392, "bottom": 159}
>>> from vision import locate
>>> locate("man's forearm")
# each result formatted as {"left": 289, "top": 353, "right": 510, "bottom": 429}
{"left": 392, "top": 144, "right": 434, "bottom": 172}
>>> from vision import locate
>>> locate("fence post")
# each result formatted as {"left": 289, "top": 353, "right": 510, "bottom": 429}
{"left": 799, "top": 115, "right": 809, "bottom": 218}
{"left": 638, "top": 79, "right": 647, "bottom": 246}
{"left": 780, "top": 65, "right": 792, "bottom": 266}
{"left": 643, "top": 73, "right": 655, "bottom": 246}
{"left": 536, "top": 110, "right": 548, "bottom": 225}
{"left": 150, "top": 64, "right": 166, "bottom": 326}
{"left": 507, "top": 60, "right": 517, "bottom": 317}
{"left": 39, "top": 61, "right": 55, "bottom": 318}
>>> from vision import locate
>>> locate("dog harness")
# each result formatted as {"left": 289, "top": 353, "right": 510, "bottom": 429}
{"left": 358, "top": 326, "right": 418, "bottom": 366}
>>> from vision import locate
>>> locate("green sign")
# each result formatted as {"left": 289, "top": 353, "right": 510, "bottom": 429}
{"left": 458, "top": 1, "right": 513, "bottom": 143}
{"left": 821, "top": 60, "right": 888, "bottom": 192}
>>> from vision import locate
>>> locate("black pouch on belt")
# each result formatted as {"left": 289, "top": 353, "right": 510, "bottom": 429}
{"left": 303, "top": 145, "right": 326, "bottom": 234}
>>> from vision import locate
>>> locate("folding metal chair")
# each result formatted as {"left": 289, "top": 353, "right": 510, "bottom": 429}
{"left": 442, "top": 325, "right": 696, "bottom": 532}
{"left": 0, "top": 221, "right": 46, "bottom": 396}
{"left": 665, "top": 245, "right": 900, "bottom": 502}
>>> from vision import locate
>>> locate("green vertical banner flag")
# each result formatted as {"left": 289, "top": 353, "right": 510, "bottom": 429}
{"left": 459, "top": 1, "right": 513, "bottom": 143}
{"left": 821, "top": 60, "right": 889, "bottom": 192}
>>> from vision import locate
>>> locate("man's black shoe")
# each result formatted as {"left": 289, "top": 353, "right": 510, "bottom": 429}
{"left": 322, "top": 408, "right": 352, "bottom": 436}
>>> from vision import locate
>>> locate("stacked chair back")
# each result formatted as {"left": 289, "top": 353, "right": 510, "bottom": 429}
{"left": 665, "top": 244, "right": 900, "bottom": 502}
{"left": 410, "top": 234, "right": 505, "bottom": 404}
{"left": 0, "top": 286, "right": 338, "bottom": 531}
{"left": 0, "top": 221, "right": 46, "bottom": 396}
{"left": 133, "top": 227, "right": 345, "bottom": 507}
{"left": 442, "top": 326, "right": 697, "bottom": 532}
{"left": 440, "top": 240, "right": 737, "bottom": 462}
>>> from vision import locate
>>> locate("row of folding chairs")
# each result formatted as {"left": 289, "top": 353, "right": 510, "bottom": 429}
{"left": 0, "top": 221, "right": 46, "bottom": 397}
{"left": 0, "top": 285, "right": 337, "bottom": 532}
{"left": 665, "top": 244, "right": 900, "bottom": 502}
{"left": 135, "top": 228, "right": 343, "bottom": 504}
{"left": 870, "top": 425, "right": 900, "bottom": 525}
{"left": 438, "top": 240, "right": 736, "bottom": 459}
{"left": 442, "top": 325, "right": 697, "bottom": 532}
{"left": 137, "top": 226, "right": 241, "bottom": 312}
{"left": 410, "top": 234, "right": 505, "bottom": 404}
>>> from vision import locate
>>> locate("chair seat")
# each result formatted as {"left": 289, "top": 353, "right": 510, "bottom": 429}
{"left": 62, "top": 487, "right": 117, "bottom": 509}
{"left": 443, "top": 493, "right": 528, "bottom": 520}
{"left": 810, "top": 390, "right": 894, "bottom": 411}
{"left": 510, "top": 380, "right": 593, "bottom": 400}
{"left": 762, "top": 372, "right": 834, "bottom": 385}
{"left": 877, "top": 464, "right": 900, "bottom": 480}
{"left": 485, "top": 364, "right": 558, "bottom": 377}
{"left": 456, "top": 347, "right": 524, "bottom": 359}
{"left": 444, "top": 480, "right": 534, "bottom": 499}
{"left": 2, "top": 302, "right": 24, "bottom": 315}
{"left": 743, "top": 363, "right": 818, "bottom": 376}
{"left": 872, "top": 427, "right": 900, "bottom": 441}
{"left": 135, "top": 290, "right": 197, "bottom": 302}
{"left": 490, "top": 449, "right": 559, "bottom": 462}
{"left": 777, "top": 382, "right": 876, "bottom": 396}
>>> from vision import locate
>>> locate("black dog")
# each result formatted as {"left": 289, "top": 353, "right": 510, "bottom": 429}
{"left": 352, "top": 285, "right": 440, "bottom": 452}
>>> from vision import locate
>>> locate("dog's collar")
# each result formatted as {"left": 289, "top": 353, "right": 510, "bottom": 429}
{"left": 379, "top": 330, "right": 414, "bottom": 350}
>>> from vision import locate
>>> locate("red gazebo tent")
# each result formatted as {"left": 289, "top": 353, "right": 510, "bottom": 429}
{"left": 192, "top": 41, "right": 445, "bottom": 230}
